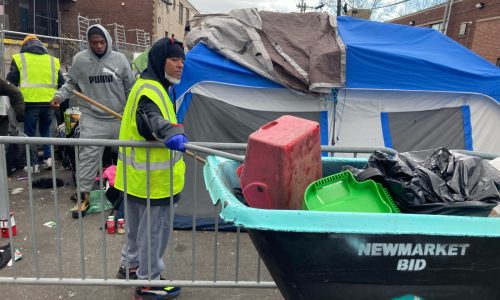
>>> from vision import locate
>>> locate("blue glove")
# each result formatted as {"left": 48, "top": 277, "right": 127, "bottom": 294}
{"left": 164, "top": 134, "right": 188, "bottom": 152}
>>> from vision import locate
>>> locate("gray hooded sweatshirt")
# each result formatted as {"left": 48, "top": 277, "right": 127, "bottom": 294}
{"left": 54, "top": 24, "right": 135, "bottom": 119}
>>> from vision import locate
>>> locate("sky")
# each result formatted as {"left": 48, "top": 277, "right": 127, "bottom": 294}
{"left": 188, "top": 0, "right": 300, "bottom": 14}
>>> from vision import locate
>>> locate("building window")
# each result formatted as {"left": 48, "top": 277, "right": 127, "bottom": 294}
{"left": 4, "top": 0, "right": 59, "bottom": 37}
{"left": 459, "top": 23, "right": 467, "bottom": 36}
{"left": 430, "top": 22, "right": 442, "bottom": 31}
{"left": 186, "top": 8, "right": 190, "bottom": 22}
{"left": 179, "top": 3, "right": 183, "bottom": 23}
{"left": 497, "top": 58, "right": 500, "bottom": 67}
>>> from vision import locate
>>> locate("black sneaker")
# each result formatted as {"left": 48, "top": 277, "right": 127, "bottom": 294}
{"left": 116, "top": 265, "right": 138, "bottom": 279}
{"left": 134, "top": 286, "right": 181, "bottom": 300}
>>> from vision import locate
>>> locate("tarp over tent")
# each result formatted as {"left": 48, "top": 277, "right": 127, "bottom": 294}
{"left": 186, "top": 9, "right": 343, "bottom": 94}
{"left": 180, "top": 14, "right": 500, "bottom": 101}
{"left": 171, "top": 11, "right": 500, "bottom": 229}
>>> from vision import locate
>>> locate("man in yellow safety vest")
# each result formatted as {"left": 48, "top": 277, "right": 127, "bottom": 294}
{"left": 114, "top": 37, "right": 187, "bottom": 300}
{"left": 7, "top": 34, "right": 65, "bottom": 173}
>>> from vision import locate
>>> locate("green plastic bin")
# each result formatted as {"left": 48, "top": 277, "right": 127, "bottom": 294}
{"left": 303, "top": 170, "right": 400, "bottom": 213}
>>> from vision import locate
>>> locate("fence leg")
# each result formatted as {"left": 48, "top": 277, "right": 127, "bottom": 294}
{"left": 0, "top": 144, "right": 9, "bottom": 220}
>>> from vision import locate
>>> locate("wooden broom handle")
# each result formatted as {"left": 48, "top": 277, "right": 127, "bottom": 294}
{"left": 73, "top": 90, "right": 123, "bottom": 120}
{"left": 71, "top": 90, "right": 205, "bottom": 163}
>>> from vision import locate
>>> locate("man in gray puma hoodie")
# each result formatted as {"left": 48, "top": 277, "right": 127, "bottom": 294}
{"left": 50, "top": 24, "right": 135, "bottom": 218}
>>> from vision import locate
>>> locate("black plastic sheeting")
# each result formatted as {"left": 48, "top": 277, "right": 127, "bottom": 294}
{"left": 348, "top": 148, "right": 500, "bottom": 216}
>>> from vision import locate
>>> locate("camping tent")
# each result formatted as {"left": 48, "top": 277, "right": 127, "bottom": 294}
{"left": 177, "top": 14, "right": 500, "bottom": 152}
{"left": 171, "top": 13, "right": 500, "bottom": 229}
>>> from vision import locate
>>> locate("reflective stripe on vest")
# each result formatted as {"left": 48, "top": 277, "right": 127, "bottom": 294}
{"left": 115, "top": 78, "right": 185, "bottom": 199}
{"left": 14, "top": 53, "right": 60, "bottom": 103}
{"left": 117, "top": 147, "right": 182, "bottom": 171}
{"left": 126, "top": 83, "right": 172, "bottom": 122}
{"left": 19, "top": 54, "right": 57, "bottom": 88}
{"left": 120, "top": 82, "right": 181, "bottom": 169}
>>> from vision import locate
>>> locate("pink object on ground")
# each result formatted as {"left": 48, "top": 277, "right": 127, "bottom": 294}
{"left": 238, "top": 115, "right": 322, "bottom": 210}
{"left": 103, "top": 165, "right": 117, "bottom": 187}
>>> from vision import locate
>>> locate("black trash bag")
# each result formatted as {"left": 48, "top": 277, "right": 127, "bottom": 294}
{"left": 350, "top": 148, "right": 500, "bottom": 216}
{"left": 0, "top": 243, "right": 11, "bottom": 270}
{"left": 31, "top": 178, "right": 65, "bottom": 188}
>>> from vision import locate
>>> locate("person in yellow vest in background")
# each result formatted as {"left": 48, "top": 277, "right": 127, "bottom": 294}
{"left": 114, "top": 37, "right": 187, "bottom": 300}
{"left": 6, "top": 34, "right": 65, "bottom": 173}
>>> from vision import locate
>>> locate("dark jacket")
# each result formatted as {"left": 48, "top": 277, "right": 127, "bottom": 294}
{"left": 6, "top": 39, "right": 65, "bottom": 106}
{"left": 129, "top": 37, "right": 185, "bottom": 206}
{"left": 135, "top": 37, "right": 185, "bottom": 143}
{"left": 0, "top": 78, "right": 24, "bottom": 136}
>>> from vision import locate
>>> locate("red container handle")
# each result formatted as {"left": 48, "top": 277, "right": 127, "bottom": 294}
{"left": 261, "top": 120, "right": 278, "bottom": 130}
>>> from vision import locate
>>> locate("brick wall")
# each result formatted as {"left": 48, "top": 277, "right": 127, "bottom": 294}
{"left": 60, "top": 0, "right": 154, "bottom": 44}
{"left": 472, "top": 17, "right": 500, "bottom": 63}
{"left": 391, "top": 0, "right": 500, "bottom": 65}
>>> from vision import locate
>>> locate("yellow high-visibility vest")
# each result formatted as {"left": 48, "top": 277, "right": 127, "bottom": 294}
{"left": 115, "top": 78, "right": 185, "bottom": 199}
{"left": 13, "top": 52, "right": 60, "bottom": 103}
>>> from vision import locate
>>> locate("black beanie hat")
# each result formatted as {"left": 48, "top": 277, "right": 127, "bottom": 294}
{"left": 142, "top": 37, "right": 185, "bottom": 89}
{"left": 88, "top": 27, "right": 106, "bottom": 40}
{"left": 166, "top": 38, "right": 185, "bottom": 60}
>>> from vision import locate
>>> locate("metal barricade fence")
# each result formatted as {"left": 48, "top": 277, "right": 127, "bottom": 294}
{"left": 0, "top": 136, "right": 395, "bottom": 289}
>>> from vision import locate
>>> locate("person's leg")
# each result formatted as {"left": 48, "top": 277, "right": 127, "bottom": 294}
{"left": 78, "top": 116, "right": 121, "bottom": 193}
{"left": 71, "top": 116, "right": 120, "bottom": 217}
{"left": 23, "top": 106, "right": 39, "bottom": 166}
{"left": 118, "top": 200, "right": 140, "bottom": 279}
{"left": 78, "top": 119, "right": 100, "bottom": 193}
{"left": 156, "top": 206, "right": 171, "bottom": 266}
{"left": 136, "top": 205, "right": 171, "bottom": 280}
{"left": 133, "top": 204, "right": 180, "bottom": 299}
{"left": 70, "top": 115, "right": 106, "bottom": 216}
{"left": 38, "top": 107, "right": 53, "bottom": 160}
{"left": 116, "top": 199, "right": 125, "bottom": 220}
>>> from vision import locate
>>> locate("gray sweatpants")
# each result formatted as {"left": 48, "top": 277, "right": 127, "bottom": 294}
{"left": 78, "top": 114, "right": 121, "bottom": 192}
{"left": 120, "top": 201, "right": 171, "bottom": 280}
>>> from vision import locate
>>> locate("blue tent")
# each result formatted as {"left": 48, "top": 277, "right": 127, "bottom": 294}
{"left": 176, "top": 44, "right": 280, "bottom": 124}
{"left": 337, "top": 16, "right": 500, "bottom": 102}
{"left": 173, "top": 15, "right": 500, "bottom": 230}
{"left": 176, "top": 16, "right": 500, "bottom": 104}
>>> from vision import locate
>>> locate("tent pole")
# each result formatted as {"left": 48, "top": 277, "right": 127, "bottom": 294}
{"left": 331, "top": 89, "right": 339, "bottom": 146}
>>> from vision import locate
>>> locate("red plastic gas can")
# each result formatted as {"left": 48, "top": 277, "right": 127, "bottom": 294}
{"left": 238, "top": 115, "right": 322, "bottom": 210}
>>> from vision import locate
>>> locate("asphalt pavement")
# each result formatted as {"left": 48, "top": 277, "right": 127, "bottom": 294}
{"left": 0, "top": 162, "right": 283, "bottom": 300}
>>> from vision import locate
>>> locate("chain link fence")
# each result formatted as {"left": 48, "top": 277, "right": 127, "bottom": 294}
{"left": 1, "top": 29, "right": 148, "bottom": 76}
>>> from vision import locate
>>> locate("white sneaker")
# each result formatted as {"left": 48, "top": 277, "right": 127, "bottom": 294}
{"left": 23, "top": 165, "right": 40, "bottom": 174}
{"left": 43, "top": 158, "right": 52, "bottom": 170}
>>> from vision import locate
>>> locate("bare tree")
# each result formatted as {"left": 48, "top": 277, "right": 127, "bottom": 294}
{"left": 396, "top": 0, "right": 444, "bottom": 16}
{"left": 322, "top": 0, "right": 383, "bottom": 18}
{"left": 322, "top": 0, "right": 446, "bottom": 21}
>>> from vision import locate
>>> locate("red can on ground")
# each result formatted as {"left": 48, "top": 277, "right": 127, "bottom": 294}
{"left": 106, "top": 216, "right": 116, "bottom": 234}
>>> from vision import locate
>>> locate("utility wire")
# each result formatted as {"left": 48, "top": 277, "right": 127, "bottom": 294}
{"left": 344, "top": 0, "right": 415, "bottom": 10}
{"left": 372, "top": 0, "right": 413, "bottom": 10}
